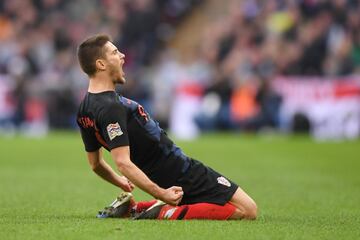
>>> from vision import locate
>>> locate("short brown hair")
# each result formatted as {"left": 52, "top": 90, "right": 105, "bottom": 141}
{"left": 77, "top": 34, "right": 112, "bottom": 76}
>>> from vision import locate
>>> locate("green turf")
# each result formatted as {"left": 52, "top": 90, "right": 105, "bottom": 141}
{"left": 0, "top": 132, "right": 359, "bottom": 240}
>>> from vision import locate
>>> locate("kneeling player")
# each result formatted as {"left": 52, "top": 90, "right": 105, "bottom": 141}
{"left": 76, "top": 34, "right": 257, "bottom": 220}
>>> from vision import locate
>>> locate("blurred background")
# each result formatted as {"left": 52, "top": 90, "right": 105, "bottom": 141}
{"left": 0, "top": 0, "right": 359, "bottom": 140}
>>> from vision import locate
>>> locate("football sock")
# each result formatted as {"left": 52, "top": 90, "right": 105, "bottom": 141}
{"left": 157, "top": 202, "right": 236, "bottom": 220}
{"left": 133, "top": 200, "right": 158, "bottom": 213}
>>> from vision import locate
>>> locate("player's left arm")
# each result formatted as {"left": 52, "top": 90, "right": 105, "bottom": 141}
{"left": 111, "top": 146, "right": 183, "bottom": 206}
{"left": 87, "top": 148, "right": 134, "bottom": 192}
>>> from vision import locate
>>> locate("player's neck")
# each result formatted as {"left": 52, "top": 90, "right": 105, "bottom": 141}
{"left": 88, "top": 74, "right": 116, "bottom": 93}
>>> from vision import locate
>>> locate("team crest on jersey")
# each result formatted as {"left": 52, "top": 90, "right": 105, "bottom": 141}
{"left": 217, "top": 176, "right": 231, "bottom": 187}
{"left": 107, "top": 122, "right": 123, "bottom": 140}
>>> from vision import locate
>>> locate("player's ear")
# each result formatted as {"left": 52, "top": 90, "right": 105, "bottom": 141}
{"left": 95, "top": 59, "right": 106, "bottom": 71}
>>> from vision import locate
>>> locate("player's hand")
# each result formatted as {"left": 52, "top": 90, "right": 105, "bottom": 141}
{"left": 160, "top": 186, "right": 183, "bottom": 206}
{"left": 119, "top": 176, "right": 135, "bottom": 192}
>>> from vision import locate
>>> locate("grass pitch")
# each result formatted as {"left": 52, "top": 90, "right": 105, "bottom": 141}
{"left": 0, "top": 132, "right": 359, "bottom": 240}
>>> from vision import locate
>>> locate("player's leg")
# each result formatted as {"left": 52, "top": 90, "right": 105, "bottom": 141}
{"left": 134, "top": 187, "right": 256, "bottom": 220}
{"left": 133, "top": 199, "right": 158, "bottom": 213}
{"left": 154, "top": 189, "right": 257, "bottom": 220}
{"left": 134, "top": 201, "right": 236, "bottom": 220}
{"left": 166, "top": 202, "right": 236, "bottom": 220}
{"left": 228, "top": 187, "right": 257, "bottom": 220}
{"left": 97, "top": 192, "right": 158, "bottom": 218}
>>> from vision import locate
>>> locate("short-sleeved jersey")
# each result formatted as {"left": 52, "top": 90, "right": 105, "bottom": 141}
{"left": 77, "top": 91, "right": 190, "bottom": 188}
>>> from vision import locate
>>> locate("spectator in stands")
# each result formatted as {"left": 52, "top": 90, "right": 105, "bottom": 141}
{"left": 0, "top": 0, "right": 359, "bottom": 135}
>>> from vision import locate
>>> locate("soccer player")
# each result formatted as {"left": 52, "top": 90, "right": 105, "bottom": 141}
{"left": 76, "top": 34, "right": 257, "bottom": 220}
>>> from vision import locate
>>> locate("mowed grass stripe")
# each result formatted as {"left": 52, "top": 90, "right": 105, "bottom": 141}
{"left": 0, "top": 132, "right": 359, "bottom": 240}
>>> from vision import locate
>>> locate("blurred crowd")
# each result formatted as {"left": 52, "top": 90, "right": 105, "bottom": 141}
{"left": 0, "top": 0, "right": 360, "bottom": 137}
{"left": 0, "top": 0, "right": 201, "bottom": 135}
{"left": 151, "top": 0, "right": 360, "bottom": 138}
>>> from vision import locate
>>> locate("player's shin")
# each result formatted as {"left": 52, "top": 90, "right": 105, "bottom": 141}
{"left": 158, "top": 203, "right": 236, "bottom": 220}
{"left": 133, "top": 199, "right": 158, "bottom": 213}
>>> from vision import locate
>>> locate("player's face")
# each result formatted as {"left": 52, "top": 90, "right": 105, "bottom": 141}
{"left": 103, "top": 42, "right": 126, "bottom": 84}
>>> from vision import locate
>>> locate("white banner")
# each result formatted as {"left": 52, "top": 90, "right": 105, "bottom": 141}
{"left": 272, "top": 76, "right": 360, "bottom": 140}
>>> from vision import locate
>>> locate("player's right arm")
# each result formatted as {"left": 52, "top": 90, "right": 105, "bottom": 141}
{"left": 77, "top": 112, "right": 133, "bottom": 192}
{"left": 86, "top": 148, "right": 134, "bottom": 192}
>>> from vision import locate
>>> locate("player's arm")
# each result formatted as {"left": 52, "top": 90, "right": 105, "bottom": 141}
{"left": 111, "top": 146, "right": 183, "bottom": 206}
{"left": 87, "top": 148, "right": 134, "bottom": 192}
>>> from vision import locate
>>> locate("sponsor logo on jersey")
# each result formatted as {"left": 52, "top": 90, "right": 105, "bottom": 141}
{"left": 107, "top": 122, "right": 123, "bottom": 140}
{"left": 217, "top": 176, "right": 231, "bottom": 187}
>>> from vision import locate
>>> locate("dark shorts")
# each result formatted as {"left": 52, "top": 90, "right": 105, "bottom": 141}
{"left": 175, "top": 159, "right": 238, "bottom": 206}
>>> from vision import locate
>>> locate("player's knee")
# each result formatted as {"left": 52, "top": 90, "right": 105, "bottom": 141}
{"left": 229, "top": 187, "right": 258, "bottom": 220}
{"left": 247, "top": 202, "right": 258, "bottom": 220}
{"left": 244, "top": 201, "right": 257, "bottom": 220}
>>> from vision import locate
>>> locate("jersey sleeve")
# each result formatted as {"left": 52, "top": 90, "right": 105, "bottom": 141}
{"left": 78, "top": 125, "right": 101, "bottom": 152}
{"left": 98, "top": 103, "right": 129, "bottom": 150}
